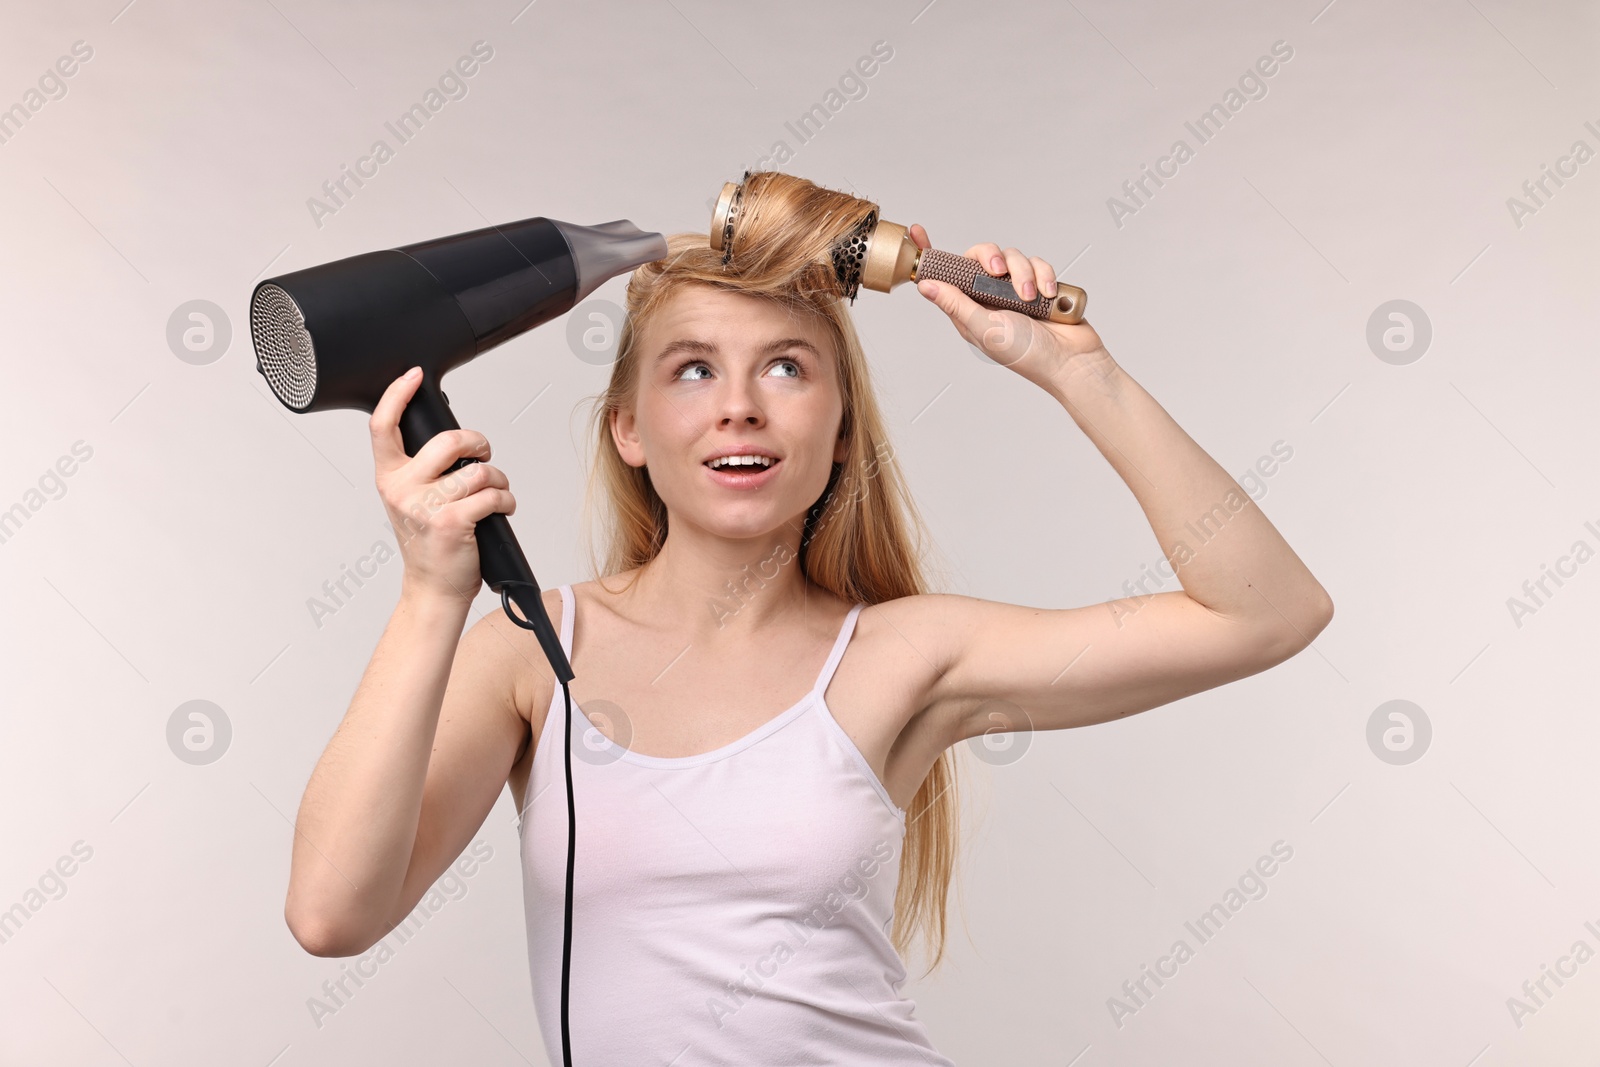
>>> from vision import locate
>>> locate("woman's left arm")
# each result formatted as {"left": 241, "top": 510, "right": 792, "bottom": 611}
{"left": 899, "top": 227, "right": 1334, "bottom": 745}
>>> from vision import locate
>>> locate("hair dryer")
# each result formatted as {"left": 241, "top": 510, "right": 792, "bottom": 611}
{"left": 248, "top": 216, "right": 667, "bottom": 683}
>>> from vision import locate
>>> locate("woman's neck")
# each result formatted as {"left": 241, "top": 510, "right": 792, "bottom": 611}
{"left": 620, "top": 526, "right": 824, "bottom": 637}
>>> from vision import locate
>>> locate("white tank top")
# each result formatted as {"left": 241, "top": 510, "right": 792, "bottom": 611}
{"left": 518, "top": 583, "right": 957, "bottom": 1066}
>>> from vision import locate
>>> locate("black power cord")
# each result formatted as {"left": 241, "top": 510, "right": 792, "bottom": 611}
{"left": 500, "top": 581, "right": 577, "bottom": 1067}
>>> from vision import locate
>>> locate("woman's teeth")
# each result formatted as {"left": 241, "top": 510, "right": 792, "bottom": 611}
{"left": 708, "top": 456, "right": 774, "bottom": 470}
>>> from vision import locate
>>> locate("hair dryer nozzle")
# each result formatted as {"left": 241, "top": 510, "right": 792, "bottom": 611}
{"left": 551, "top": 219, "right": 668, "bottom": 304}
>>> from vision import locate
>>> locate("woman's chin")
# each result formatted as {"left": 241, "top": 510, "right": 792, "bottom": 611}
{"left": 676, "top": 502, "right": 803, "bottom": 543}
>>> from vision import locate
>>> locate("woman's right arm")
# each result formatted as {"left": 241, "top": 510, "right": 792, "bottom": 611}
{"left": 282, "top": 367, "right": 550, "bottom": 957}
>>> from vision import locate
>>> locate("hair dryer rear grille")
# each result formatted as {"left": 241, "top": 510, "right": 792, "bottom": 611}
{"left": 250, "top": 284, "right": 317, "bottom": 410}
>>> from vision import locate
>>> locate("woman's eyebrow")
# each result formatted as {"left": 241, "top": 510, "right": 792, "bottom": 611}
{"left": 654, "top": 338, "right": 820, "bottom": 364}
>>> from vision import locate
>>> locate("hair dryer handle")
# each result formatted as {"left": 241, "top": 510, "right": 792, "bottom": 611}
{"left": 469, "top": 510, "right": 575, "bottom": 684}
{"left": 398, "top": 377, "right": 575, "bottom": 684}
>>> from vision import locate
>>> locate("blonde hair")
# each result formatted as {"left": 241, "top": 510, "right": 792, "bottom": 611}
{"left": 579, "top": 170, "right": 962, "bottom": 974}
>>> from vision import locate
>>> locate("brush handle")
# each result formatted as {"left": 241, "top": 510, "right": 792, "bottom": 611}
{"left": 916, "top": 248, "right": 1087, "bottom": 324}
{"left": 397, "top": 376, "right": 574, "bottom": 683}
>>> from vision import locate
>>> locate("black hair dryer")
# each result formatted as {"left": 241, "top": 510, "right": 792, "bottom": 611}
{"left": 248, "top": 216, "right": 667, "bottom": 683}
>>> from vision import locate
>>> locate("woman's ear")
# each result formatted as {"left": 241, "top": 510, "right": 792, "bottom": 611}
{"left": 610, "top": 406, "right": 646, "bottom": 468}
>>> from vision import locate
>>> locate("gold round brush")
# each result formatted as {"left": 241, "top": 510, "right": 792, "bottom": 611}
{"left": 709, "top": 177, "right": 1086, "bottom": 325}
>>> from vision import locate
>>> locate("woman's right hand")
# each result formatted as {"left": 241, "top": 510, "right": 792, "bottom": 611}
{"left": 369, "top": 367, "right": 517, "bottom": 605}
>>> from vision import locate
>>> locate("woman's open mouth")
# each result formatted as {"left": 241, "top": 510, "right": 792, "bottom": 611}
{"left": 703, "top": 455, "right": 781, "bottom": 489}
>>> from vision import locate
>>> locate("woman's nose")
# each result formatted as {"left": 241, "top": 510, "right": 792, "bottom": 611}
{"left": 716, "top": 378, "right": 765, "bottom": 425}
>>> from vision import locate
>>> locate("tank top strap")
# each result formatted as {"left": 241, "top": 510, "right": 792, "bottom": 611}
{"left": 557, "top": 583, "right": 575, "bottom": 658}
{"left": 813, "top": 602, "right": 865, "bottom": 695}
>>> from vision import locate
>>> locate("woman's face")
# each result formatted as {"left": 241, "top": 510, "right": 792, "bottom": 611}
{"left": 611, "top": 284, "right": 848, "bottom": 543}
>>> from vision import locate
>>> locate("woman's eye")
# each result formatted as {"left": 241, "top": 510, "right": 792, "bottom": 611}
{"left": 673, "top": 358, "right": 801, "bottom": 381}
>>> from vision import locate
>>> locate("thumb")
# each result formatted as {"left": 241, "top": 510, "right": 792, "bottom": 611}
{"left": 917, "top": 277, "right": 971, "bottom": 316}
{"left": 918, "top": 278, "right": 998, "bottom": 348}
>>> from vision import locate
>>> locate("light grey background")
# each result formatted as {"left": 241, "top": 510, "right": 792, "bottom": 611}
{"left": 2, "top": 0, "right": 1596, "bottom": 1064}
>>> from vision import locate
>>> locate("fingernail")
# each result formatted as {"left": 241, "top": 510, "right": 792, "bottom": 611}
{"left": 918, "top": 280, "right": 938, "bottom": 297}
{"left": 406, "top": 366, "right": 421, "bottom": 379}
{"left": 990, "top": 256, "right": 1004, "bottom": 273}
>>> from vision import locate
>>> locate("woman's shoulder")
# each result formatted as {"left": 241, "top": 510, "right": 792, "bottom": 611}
{"left": 502, "top": 572, "right": 646, "bottom": 745}
{"left": 467, "top": 585, "right": 566, "bottom": 723}
{"left": 847, "top": 590, "right": 969, "bottom": 675}
{"left": 504, "top": 574, "right": 635, "bottom": 711}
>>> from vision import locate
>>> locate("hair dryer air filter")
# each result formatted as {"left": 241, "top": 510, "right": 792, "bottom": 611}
{"left": 252, "top": 284, "right": 317, "bottom": 409}
{"left": 711, "top": 171, "right": 1087, "bottom": 323}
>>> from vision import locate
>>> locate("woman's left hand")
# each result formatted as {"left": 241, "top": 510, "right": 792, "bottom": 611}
{"left": 909, "top": 223, "right": 1108, "bottom": 394}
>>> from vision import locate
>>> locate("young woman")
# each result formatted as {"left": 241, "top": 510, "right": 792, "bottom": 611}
{"left": 283, "top": 172, "right": 1333, "bottom": 1065}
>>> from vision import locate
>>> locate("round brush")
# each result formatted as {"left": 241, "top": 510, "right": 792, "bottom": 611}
{"left": 709, "top": 173, "right": 1087, "bottom": 324}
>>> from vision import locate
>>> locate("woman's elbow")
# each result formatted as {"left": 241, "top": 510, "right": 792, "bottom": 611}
{"left": 285, "top": 900, "right": 371, "bottom": 958}
{"left": 1278, "top": 589, "right": 1334, "bottom": 659}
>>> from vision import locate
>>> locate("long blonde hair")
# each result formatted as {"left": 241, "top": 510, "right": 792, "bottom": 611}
{"left": 579, "top": 171, "right": 962, "bottom": 973}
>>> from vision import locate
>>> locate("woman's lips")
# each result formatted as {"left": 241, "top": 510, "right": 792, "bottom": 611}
{"left": 703, "top": 458, "right": 781, "bottom": 489}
